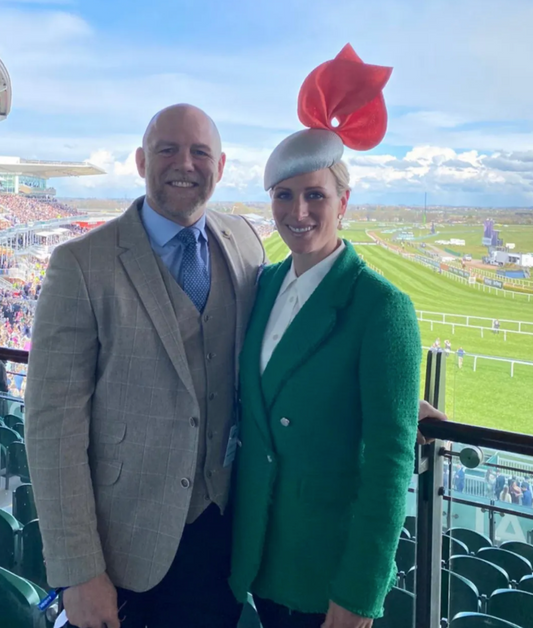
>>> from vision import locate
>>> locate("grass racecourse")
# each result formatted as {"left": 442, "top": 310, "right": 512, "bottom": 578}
{"left": 263, "top": 230, "right": 533, "bottom": 435}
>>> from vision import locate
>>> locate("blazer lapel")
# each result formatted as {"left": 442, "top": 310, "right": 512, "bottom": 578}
{"left": 206, "top": 212, "right": 247, "bottom": 381}
{"left": 261, "top": 243, "right": 365, "bottom": 410}
{"left": 240, "top": 259, "right": 291, "bottom": 450}
{"left": 117, "top": 198, "right": 196, "bottom": 401}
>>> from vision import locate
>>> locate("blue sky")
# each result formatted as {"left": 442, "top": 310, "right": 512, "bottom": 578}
{"left": 1, "top": 0, "right": 533, "bottom": 206}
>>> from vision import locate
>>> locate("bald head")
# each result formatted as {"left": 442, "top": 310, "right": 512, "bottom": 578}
{"left": 136, "top": 103, "right": 226, "bottom": 226}
{"left": 142, "top": 104, "right": 222, "bottom": 155}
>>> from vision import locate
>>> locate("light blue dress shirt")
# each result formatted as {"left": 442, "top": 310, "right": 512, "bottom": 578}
{"left": 141, "top": 198, "right": 211, "bottom": 286}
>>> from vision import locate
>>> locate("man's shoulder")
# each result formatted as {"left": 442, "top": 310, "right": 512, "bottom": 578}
{"left": 207, "top": 210, "right": 264, "bottom": 252}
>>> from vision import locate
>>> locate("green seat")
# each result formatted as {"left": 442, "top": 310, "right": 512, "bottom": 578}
{"left": 21, "top": 520, "right": 47, "bottom": 589}
{"left": 451, "top": 612, "right": 521, "bottom": 628}
{"left": 450, "top": 555, "right": 509, "bottom": 598}
{"left": 0, "top": 424, "right": 22, "bottom": 450}
{"left": 0, "top": 509, "right": 22, "bottom": 570}
{"left": 404, "top": 515, "right": 417, "bottom": 539}
{"left": 442, "top": 568, "right": 480, "bottom": 621}
{"left": 400, "top": 527, "right": 411, "bottom": 540}
{"left": 448, "top": 528, "right": 492, "bottom": 554}
{"left": 519, "top": 574, "right": 533, "bottom": 594}
{"left": 397, "top": 566, "right": 480, "bottom": 621}
{"left": 0, "top": 566, "right": 42, "bottom": 628}
{"left": 444, "top": 534, "right": 470, "bottom": 559}
{"left": 6, "top": 441, "right": 30, "bottom": 489}
{"left": 373, "top": 587, "right": 415, "bottom": 628}
{"left": 13, "top": 423, "right": 24, "bottom": 440}
{"left": 3, "top": 414, "right": 22, "bottom": 430}
{"left": 488, "top": 588, "right": 533, "bottom": 628}
{"left": 478, "top": 547, "right": 532, "bottom": 584}
{"left": 9, "top": 404, "right": 24, "bottom": 420}
{"left": 13, "top": 485, "right": 37, "bottom": 527}
{"left": 396, "top": 538, "right": 416, "bottom": 575}
{"left": 500, "top": 541, "right": 533, "bottom": 567}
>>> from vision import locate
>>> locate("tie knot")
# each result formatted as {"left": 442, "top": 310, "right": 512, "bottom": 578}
{"left": 176, "top": 228, "right": 198, "bottom": 247}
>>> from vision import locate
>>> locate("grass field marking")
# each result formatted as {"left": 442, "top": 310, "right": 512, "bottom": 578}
{"left": 417, "top": 310, "right": 533, "bottom": 334}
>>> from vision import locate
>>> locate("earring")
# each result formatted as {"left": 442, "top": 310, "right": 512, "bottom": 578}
{"left": 337, "top": 214, "right": 343, "bottom": 230}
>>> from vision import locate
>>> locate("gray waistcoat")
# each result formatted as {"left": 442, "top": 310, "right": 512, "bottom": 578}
{"left": 157, "top": 230, "right": 237, "bottom": 523}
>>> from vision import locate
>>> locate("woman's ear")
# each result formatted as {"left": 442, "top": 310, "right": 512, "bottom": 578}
{"left": 339, "top": 189, "right": 350, "bottom": 216}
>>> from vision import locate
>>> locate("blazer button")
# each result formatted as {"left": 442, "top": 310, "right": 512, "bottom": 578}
{"left": 189, "top": 417, "right": 198, "bottom": 427}
{"left": 206, "top": 352, "right": 216, "bottom": 361}
{"left": 180, "top": 478, "right": 191, "bottom": 489}
{"left": 280, "top": 417, "right": 290, "bottom": 427}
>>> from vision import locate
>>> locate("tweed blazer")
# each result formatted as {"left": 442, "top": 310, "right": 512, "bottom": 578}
{"left": 25, "top": 197, "right": 265, "bottom": 591}
{"left": 230, "top": 242, "right": 420, "bottom": 618}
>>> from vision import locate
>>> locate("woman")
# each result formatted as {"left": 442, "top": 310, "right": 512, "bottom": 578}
{"left": 510, "top": 480, "right": 522, "bottom": 505}
{"left": 230, "top": 46, "right": 421, "bottom": 628}
{"left": 501, "top": 485, "right": 512, "bottom": 504}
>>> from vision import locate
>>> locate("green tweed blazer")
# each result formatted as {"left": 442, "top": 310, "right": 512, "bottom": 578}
{"left": 229, "top": 242, "right": 421, "bottom": 618}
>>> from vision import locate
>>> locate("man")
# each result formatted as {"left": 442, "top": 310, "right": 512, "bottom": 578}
{"left": 25, "top": 104, "right": 265, "bottom": 628}
{"left": 26, "top": 103, "right": 445, "bottom": 628}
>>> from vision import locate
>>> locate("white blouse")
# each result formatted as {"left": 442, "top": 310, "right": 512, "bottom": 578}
{"left": 260, "top": 241, "right": 346, "bottom": 374}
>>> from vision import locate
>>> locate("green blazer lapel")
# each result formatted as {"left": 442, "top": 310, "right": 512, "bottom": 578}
{"left": 261, "top": 242, "right": 365, "bottom": 410}
{"left": 240, "top": 259, "right": 291, "bottom": 449}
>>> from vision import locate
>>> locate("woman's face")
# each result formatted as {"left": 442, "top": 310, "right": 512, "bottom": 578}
{"left": 271, "top": 168, "right": 349, "bottom": 257}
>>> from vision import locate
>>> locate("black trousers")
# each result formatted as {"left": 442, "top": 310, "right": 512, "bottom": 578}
{"left": 66, "top": 503, "right": 241, "bottom": 628}
{"left": 254, "top": 596, "right": 326, "bottom": 628}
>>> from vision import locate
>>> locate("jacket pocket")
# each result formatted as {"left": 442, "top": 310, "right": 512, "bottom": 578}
{"left": 92, "top": 459, "right": 123, "bottom": 486}
{"left": 94, "top": 421, "right": 127, "bottom": 444}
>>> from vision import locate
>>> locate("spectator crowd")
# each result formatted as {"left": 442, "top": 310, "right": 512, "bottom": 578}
{"left": 0, "top": 193, "right": 80, "bottom": 227}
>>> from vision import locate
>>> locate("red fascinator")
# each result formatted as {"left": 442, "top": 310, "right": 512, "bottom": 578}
{"left": 264, "top": 44, "right": 392, "bottom": 190}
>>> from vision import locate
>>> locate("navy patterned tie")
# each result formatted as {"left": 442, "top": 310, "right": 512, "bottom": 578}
{"left": 176, "top": 228, "right": 210, "bottom": 312}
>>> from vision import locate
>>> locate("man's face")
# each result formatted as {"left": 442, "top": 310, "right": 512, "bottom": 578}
{"left": 136, "top": 107, "right": 226, "bottom": 225}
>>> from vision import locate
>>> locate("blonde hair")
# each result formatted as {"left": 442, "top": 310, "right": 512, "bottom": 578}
{"left": 329, "top": 160, "right": 351, "bottom": 196}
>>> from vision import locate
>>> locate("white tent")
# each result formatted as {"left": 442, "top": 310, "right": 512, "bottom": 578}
{"left": 0, "top": 58, "right": 12, "bottom": 121}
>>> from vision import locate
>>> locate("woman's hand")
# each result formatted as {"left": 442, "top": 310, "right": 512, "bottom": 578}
{"left": 417, "top": 399, "right": 447, "bottom": 445}
{"left": 322, "top": 601, "right": 373, "bottom": 628}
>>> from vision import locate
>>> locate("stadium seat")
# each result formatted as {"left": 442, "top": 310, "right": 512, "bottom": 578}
{"left": 0, "top": 566, "right": 44, "bottom": 628}
{"left": 0, "top": 424, "right": 22, "bottom": 451}
{"left": 373, "top": 587, "right": 415, "bottom": 628}
{"left": 238, "top": 594, "right": 261, "bottom": 628}
{"left": 449, "top": 555, "right": 509, "bottom": 598}
{"left": 13, "top": 423, "right": 24, "bottom": 440}
{"left": 450, "top": 612, "right": 521, "bottom": 628}
{"left": 13, "top": 485, "right": 37, "bottom": 527}
{"left": 0, "top": 509, "right": 21, "bottom": 570}
{"left": 395, "top": 538, "right": 417, "bottom": 582}
{"left": 448, "top": 528, "right": 493, "bottom": 553}
{"left": 404, "top": 515, "right": 417, "bottom": 539}
{"left": 500, "top": 541, "right": 533, "bottom": 567}
{"left": 404, "top": 566, "right": 480, "bottom": 620}
{"left": 519, "top": 574, "right": 533, "bottom": 594}
{"left": 488, "top": 588, "right": 533, "bottom": 628}
{"left": 9, "top": 404, "right": 24, "bottom": 420}
{"left": 5, "top": 441, "right": 30, "bottom": 489}
{"left": 400, "top": 527, "right": 411, "bottom": 539}
{"left": 21, "top": 520, "right": 47, "bottom": 589}
{"left": 477, "top": 547, "right": 532, "bottom": 584}
{"left": 444, "top": 534, "right": 471, "bottom": 559}
{"left": 442, "top": 568, "right": 481, "bottom": 620}
{"left": 3, "top": 414, "right": 23, "bottom": 430}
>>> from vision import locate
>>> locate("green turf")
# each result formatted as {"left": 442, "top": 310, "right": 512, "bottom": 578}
{"left": 261, "top": 232, "right": 533, "bottom": 433}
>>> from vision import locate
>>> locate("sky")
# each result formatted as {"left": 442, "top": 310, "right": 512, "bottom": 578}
{"left": 1, "top": 0, "right": 533, "bottom": 206}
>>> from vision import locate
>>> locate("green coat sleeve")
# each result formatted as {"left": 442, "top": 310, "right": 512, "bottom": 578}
{"left": 329, "top": 288, "right": 420, "bottom": 618}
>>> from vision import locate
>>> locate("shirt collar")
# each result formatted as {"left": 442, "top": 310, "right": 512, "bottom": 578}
{"left": 279, "top": 240, "right": 346, "bottom": 303}
{"left": 141, "top": 197, "right": 208, "bottom": 247}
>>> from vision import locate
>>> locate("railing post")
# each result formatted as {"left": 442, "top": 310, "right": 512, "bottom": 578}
{"left": 416, "top": 351, "right": 444, "bottom": 628}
